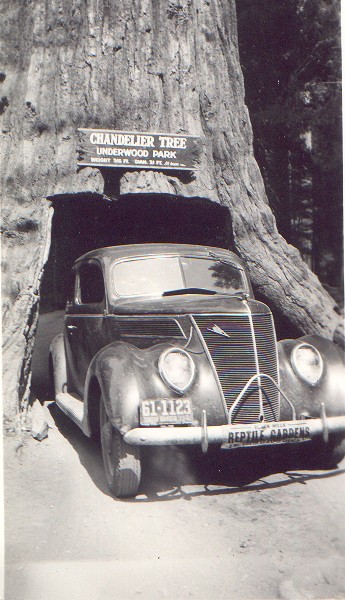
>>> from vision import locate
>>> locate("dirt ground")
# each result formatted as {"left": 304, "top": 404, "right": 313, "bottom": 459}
{"left": 3, "top": 312, "right": 345, "bottom": 600}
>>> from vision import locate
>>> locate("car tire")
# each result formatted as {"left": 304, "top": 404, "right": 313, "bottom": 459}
{"left": 301, "top": 436, "right": 345, "bottom": 469}
{"left": 48, "top": 355, "right": 56, "bottom": 400}
{"left": 100, "top": 398, "right": 141, "bottom": 498}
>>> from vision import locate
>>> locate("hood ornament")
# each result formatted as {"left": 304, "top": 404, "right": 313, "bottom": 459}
{"left": 207, "top": 324, "right": 231, "bottom": 338}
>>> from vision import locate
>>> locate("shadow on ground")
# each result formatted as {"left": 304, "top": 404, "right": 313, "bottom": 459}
{"left": 47, "top": 402, "right": 344, "bottom": 503}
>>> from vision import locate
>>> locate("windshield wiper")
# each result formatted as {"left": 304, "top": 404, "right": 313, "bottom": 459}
{"left": 162, "top": 287, "right": 217, "bottom": 297}
{"left": 162, "top": 288, "right": 248, "bottom": 299}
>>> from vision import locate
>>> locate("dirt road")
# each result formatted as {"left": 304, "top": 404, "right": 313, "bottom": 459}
{"left": 4, "top": 312, "right": 345, "bottom": 600}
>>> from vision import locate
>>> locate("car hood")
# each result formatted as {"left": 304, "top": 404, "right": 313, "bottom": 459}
{"left": 108, "top": 295, "right": 271, "bottom": 315}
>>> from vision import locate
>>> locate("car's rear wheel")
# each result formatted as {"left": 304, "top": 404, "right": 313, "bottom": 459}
{"left": 100, "top": 398, "right": 141, "bottom": 498}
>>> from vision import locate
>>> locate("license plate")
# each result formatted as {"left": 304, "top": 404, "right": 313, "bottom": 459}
{"left": 140, "top": 398, "right": 193, "bottom": 425}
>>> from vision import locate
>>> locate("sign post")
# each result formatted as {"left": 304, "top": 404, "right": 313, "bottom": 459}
{"left": 78, "top": 129, "right": 200, "bottom": 171}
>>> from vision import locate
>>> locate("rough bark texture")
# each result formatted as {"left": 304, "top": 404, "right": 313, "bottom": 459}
{"left": 1, "top": 0, "right": 342, "bottom": 421}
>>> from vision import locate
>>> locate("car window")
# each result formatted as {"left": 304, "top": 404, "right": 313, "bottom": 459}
{"left": 180, "top": 257, "right": 243, "bottom": 292}
{"left": 113, "top": 257, "right": 183, "bottom": 297}
{"left": 112, "top": 256, "right": 245, "bottom": 297}
{"left": 78, "top": 263, "right": 105, "bottom": 305}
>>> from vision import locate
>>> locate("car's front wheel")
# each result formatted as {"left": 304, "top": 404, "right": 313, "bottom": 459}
{"left": 100, "top": 398, "right": 141, "bottom": 498}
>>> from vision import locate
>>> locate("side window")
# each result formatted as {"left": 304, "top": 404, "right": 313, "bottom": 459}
{"left": 78, "top": 263, "right": 105, "bottom": 305}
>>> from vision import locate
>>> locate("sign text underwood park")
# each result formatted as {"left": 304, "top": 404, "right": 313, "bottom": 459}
{"left": 77, "top": 129, "right": 200, "bottom": 171}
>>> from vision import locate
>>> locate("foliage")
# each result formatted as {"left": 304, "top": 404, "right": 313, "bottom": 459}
{"left": 236, "top": 0, "right": 342, "bottom": 288}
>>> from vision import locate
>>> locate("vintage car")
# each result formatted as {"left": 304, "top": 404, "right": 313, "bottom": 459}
{"left": 49, "top": 243, "right": 345, "bottom": 497}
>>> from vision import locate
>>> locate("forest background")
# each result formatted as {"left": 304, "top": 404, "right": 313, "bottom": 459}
{"left": 236, "top": 0, "right": 342, "bottom": 298}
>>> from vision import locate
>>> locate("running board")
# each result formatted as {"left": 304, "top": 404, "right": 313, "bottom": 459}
{"left": 56, "top": 392, "right": 84, "bottom": 428}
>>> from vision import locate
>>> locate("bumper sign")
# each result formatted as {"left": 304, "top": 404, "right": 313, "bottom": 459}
{"left": 224, "top": 422, "right": 311, "bottom": 449}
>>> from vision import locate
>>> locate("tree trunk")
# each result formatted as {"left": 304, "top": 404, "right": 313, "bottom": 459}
{"left": 1, "top": 0, "right": 342, "bottom": 422}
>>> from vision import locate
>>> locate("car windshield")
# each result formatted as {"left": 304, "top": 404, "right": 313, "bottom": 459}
{"left": 112, "top": 255, "right": 246, "bottom": 297}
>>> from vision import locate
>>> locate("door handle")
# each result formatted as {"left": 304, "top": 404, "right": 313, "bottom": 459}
{"left": 67, "top": 325, "right": 77, "bottom": 330}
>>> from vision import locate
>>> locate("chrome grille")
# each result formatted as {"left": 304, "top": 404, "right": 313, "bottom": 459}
{"left": 193, "top": 314, "right": 279, "bottom": 424}
{"left": 119, "top": 319, "right": 185, "bottom": 339}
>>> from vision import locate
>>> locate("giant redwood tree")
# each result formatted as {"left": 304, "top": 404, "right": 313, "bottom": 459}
{"left": 1, "top": 0, "right": 342, "bottom": 422}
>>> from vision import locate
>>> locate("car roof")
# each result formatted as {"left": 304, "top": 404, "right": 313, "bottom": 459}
{"left": 74, "top": 243, "right": 245, "bottom": 267}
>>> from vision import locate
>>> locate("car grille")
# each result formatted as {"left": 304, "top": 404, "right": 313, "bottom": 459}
{"left": 193, "top": 314, "right": 279, "bottom": 424}
{"left": 119, "top": 318, "right": 185, "bottom": 339}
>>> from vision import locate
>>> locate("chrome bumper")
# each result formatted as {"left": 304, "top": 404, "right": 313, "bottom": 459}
{"left": 124, "top": 414, "right": 345, "bottom": 452}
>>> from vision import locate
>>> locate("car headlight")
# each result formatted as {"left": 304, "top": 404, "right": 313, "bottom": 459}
{"left": 291, "top": 343, "right": 323, "bottom": 386}
{"left": 159, "top": 348, "right": 195, "bottom": 394}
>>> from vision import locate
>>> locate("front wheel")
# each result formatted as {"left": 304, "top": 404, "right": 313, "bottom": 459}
{"left": 100, "top": 398, "right": 141, "bottom": 498}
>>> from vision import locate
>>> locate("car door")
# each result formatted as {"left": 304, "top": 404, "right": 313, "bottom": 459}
{"left": 65, "top": 260, "right": 108, "bottom": 397}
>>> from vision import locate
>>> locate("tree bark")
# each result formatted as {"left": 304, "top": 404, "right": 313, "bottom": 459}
{"left": 1, "top": 0, "right": 342, "bottom": 422}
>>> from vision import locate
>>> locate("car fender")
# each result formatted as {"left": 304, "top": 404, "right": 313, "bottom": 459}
{"left": 278, "top": 334, "right": 345, "bottom": 420}
{"left": 49, "top": 333, "right": 67, "bottom": 396}
{"left": 86, "top": 341, "right": 158, "bottom": 434}
{"left": 83, "top": 339, "right": 225, "bottom": 436}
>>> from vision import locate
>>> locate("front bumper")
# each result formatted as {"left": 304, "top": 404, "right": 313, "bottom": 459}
{"left": 124, "top": 414, "right": 345, "bottom": 452}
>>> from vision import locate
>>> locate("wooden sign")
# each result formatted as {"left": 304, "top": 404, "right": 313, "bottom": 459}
{"left": 77, "top": 129, "right": 200, "bottom": 171}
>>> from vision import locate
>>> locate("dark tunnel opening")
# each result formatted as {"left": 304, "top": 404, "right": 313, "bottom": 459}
{"left": 40, "top": 193, "right": 235, "bottom": 311}
{"left": 33, "top": 193, "right": 235, "bottom": 399}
